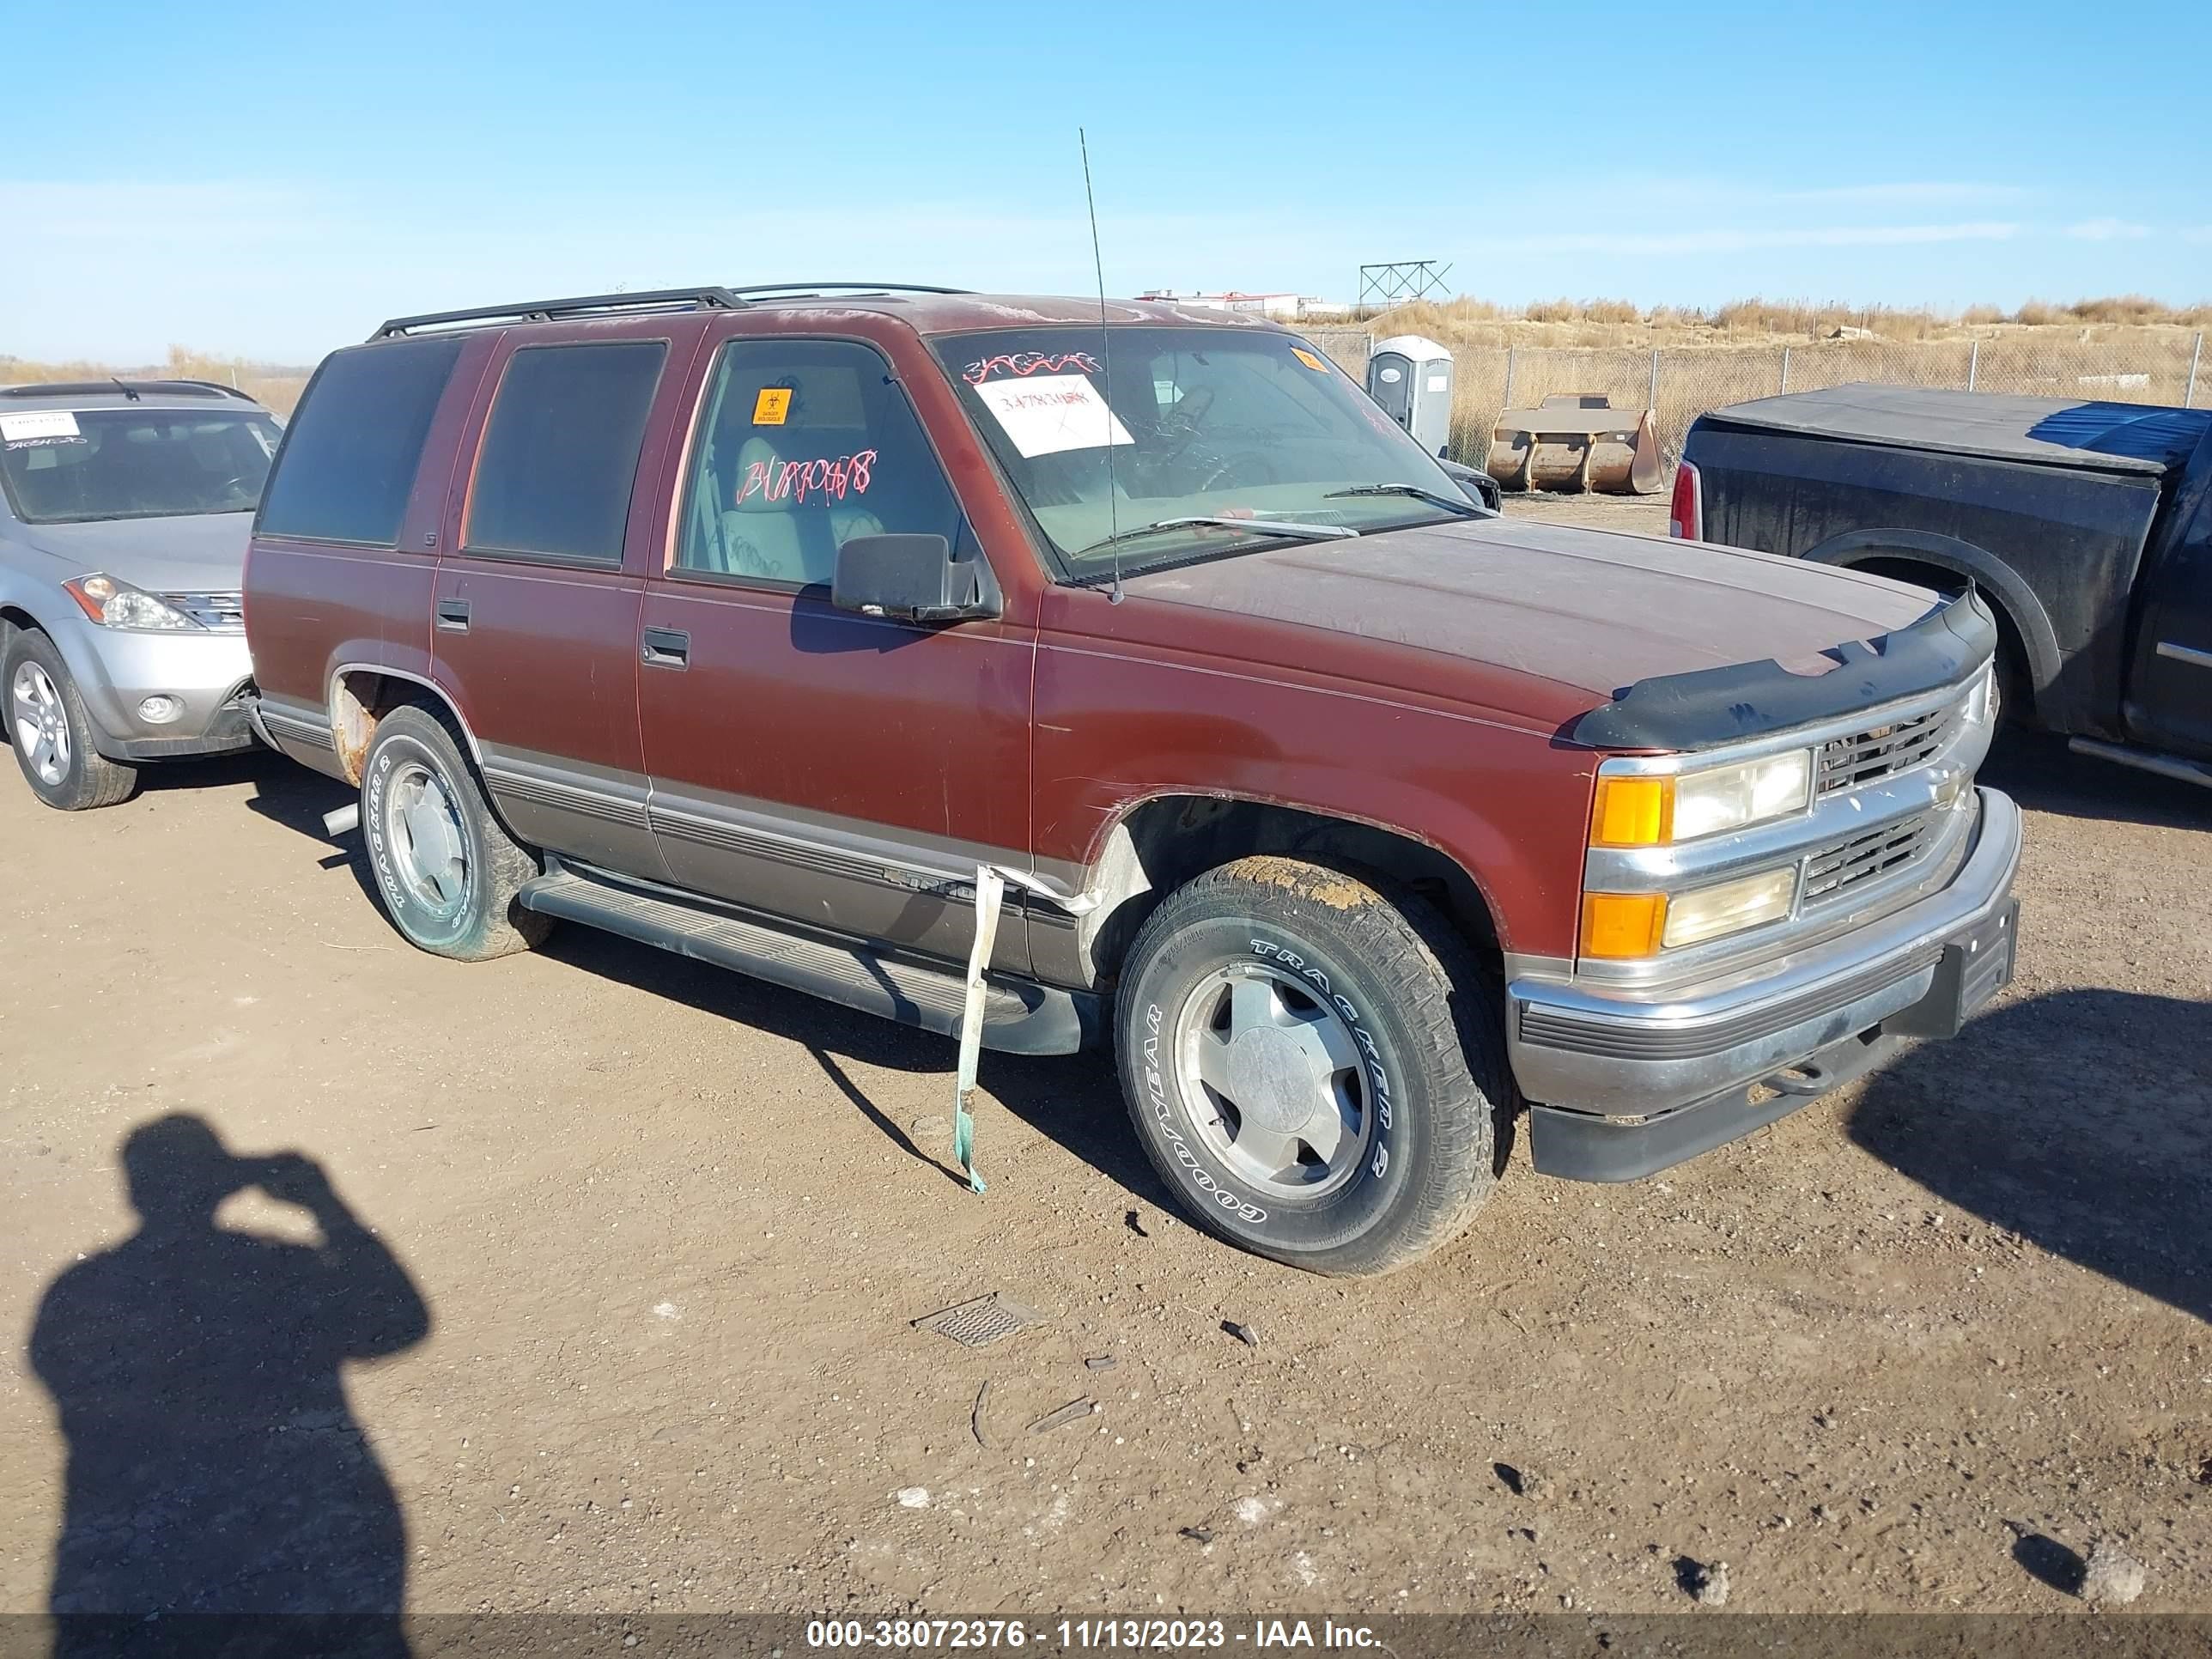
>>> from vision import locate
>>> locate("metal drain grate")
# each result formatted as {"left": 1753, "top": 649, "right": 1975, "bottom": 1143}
{"left": 912, "top": 1293, "right": 1045, "bottom": 1348}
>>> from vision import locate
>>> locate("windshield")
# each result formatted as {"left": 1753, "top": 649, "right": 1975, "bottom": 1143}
{"left": 0, "top": 407, "right": 282, "bottom": 525}
{"left": 931, "top": 327, "right": 1479, "bottom": 578}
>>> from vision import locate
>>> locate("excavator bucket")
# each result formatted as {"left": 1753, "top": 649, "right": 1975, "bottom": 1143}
{"left": 1487, "top": 395, "right": 1665, "bottom": 495}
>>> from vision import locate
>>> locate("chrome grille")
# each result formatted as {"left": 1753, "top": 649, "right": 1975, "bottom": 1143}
{"left": 1802, "top": 811, "right": 1937, "bottom": 909}
{"left": 1817, "top": 705, "right": 1954, "bottom": 797}
{"left": 160, "top": 590, "right": 245, "bottom": 631}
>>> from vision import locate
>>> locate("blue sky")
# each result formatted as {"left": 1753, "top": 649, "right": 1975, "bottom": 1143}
{"left": 7, "top": 0, "right": 2209, "bottom": 362}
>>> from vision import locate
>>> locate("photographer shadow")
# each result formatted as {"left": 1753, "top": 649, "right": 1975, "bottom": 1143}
{"left": 1850, "top": 988, "right": 2212, "bottom": 1322}
{"left": 28, "top": 1115, "right": 429, "bottom": 1656}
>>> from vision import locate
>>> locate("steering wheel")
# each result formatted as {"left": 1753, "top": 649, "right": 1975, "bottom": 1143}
{"left": 1199, "top": 451, "right": 1279, "bottom": 491}
{"left": 1154, "top": 386, "right": 1216, "bottom": 463}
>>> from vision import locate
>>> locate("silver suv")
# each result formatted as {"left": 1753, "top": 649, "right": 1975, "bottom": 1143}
{"left": 1, "top": 380, "right": 279, "bottom": 810}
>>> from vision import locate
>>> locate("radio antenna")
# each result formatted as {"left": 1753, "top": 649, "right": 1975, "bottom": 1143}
{"left": 1079, "top": 127, "right": 1123, "bottom": 605}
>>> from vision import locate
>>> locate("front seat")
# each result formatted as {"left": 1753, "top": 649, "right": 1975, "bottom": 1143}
{"left": 719, "top": 435, "right": 823, "bottom": 584}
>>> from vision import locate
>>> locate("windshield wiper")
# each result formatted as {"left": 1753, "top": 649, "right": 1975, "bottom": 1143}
{"left": 1322, "top": 483, "right": 1482, "bottom": 517}
{"left": 1073, "top": 515, "right": 1358, "bottom": 560}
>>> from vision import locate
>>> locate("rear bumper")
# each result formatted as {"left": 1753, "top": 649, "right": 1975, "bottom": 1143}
{"left": 1508, "top": 787, "right": 2022, "bottom": 1180}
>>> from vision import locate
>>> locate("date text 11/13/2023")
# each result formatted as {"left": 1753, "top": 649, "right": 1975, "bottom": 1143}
{"left": 804, "top": 1618, "right": 1384, "bottom": 1650}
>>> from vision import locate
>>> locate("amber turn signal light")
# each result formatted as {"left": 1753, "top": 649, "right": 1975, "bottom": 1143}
{"left": 1590, "top": 775, "right": 1673, "bottom": 848}
{"left": 1579, "top": 891, "right": 1669, "bottom": 959}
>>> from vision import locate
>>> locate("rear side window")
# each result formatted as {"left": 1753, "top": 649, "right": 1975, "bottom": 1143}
{"left": 258, "top": 337, "right": 462, "bottom": 545}
{"left": 465, "top": 341, "right": 668, "bottom": 565}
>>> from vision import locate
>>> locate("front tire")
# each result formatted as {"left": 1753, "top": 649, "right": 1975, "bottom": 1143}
{"left": 5, "top": 629, "right": 137, "bottom": 811}
{"left": 360, "top": 703, "right": 550, "bottom": 961}
{"left": 1115, "top": 856, "right": 1511, "bottom": 1276}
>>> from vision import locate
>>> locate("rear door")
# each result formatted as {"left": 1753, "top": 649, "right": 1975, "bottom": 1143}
{"left": 635, "top": 331, "right": 1034, "bottom": 970}
{"left": 2126, "top": 449, "right": 2212, "bottom": 757}
{"left": 431, "top": 328, "right": 698, "bottom": 875}
{"left": 248, "top": 334, "right": 476, "bottom": 770}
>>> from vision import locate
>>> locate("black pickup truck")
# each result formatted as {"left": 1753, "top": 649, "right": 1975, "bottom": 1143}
{"left": 1676, "top": 384, "right": 2212, "bottom": 790}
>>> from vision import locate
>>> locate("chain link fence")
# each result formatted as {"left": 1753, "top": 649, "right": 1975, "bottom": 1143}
{"left": 1302, "top": 328, "right": 1375, "bottom": 385}
{"left": 1302, "top": 329, "right": 2208, "bottom": 472}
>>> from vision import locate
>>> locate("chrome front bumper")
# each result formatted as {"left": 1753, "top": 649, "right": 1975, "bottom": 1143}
{"left": 1508, "top": 787, "right": 2022, "bottom": 1180}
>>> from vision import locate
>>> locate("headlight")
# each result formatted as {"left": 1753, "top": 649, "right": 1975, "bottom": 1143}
{"left": 62, "top": 574, "right": 203, "bottom": 631}
{"left": 1590, "top": 750, "right": 1813, "bottom": 847}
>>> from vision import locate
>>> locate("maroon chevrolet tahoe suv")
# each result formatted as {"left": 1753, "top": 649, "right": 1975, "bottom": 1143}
{"left": 243, "top": 283, "right": 2021, "bottom": 1275}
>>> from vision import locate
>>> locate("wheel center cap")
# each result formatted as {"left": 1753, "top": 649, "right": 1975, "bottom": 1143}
{"left": 1226, "top": 1026, "right": 1318, "bottom": 1136}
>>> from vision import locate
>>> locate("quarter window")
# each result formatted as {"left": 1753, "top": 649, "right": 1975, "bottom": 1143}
{"left": 258, "top": 337, "right": 461, "bottom": 546}
{"left": 465, "top": 341, "right": 669, "bottom": 565}
{"left": 674, "top": 339, "right": 968, "bottom": 587}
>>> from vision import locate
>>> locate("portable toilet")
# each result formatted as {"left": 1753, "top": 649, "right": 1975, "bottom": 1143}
{"left": 1366, "top": 335, "right": 1455, "bottom": 456}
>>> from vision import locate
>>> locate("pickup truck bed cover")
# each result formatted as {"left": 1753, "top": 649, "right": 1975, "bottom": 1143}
{"left": 1705, "top": 383, "right": 2209, "bottom": 477}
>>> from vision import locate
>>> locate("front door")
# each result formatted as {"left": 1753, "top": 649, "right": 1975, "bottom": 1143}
{"left": 636, "top": 335, "right": 1033, "bottom": 970}
{"left": 431, "top": 333, "right": 685, "bottom": 876}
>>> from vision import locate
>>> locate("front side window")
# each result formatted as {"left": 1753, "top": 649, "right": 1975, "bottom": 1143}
{"left": 674, "top": 338, "right": 967, "bottom": 587}
{"left": 465, "top": 341, "right": 669, "bottom": 565}
{"left": 2, "top": 407, "right": 282, "bottom": 526}
{"left": 931, "top": 326, "right": 1474, "bottom": 580}
{"left": 258, "top": 337, "right": 461, "bottom": 545}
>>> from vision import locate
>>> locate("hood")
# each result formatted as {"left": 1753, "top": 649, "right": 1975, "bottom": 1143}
{"left": 15, "top": 512, "right": 252, "bottom": 593}
{"left": 1121, "top": 516, "right": 1936, "bottom": 703}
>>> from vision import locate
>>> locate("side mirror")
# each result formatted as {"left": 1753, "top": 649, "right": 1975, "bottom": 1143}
{"left": 831, "top": 534, "right": 998, "bottom": 623}
{"left": 1437, "top": 458, "right": 1503, "bottom": 513}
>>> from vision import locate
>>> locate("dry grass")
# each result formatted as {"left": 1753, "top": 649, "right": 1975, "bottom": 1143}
{"left": 1306, "top": 295, "right": 2211, "bottom": 473}
{"left": 2063, "top": 294, "right": 2199, "bottom": 325}
{"left": 8, "top": 294, "right": 2209, "bottom": 424}
{"left": 0, "top": 345, "right": 313, "bottom": 415}
{"left": 1353, "top": 294, "right": 2212, "bottom": 350}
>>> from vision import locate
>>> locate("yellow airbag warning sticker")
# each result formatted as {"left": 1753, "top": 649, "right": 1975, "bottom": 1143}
{"left": 752, "top": 387, "right": 792, "bottom": 425}
{"left": 1291, "top": 346, "right": 1328, "bottom": 373}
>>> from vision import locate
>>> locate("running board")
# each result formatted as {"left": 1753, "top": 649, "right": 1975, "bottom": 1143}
{"left": 515, "top": 866, "right": 1094, "bottom": 1055}
{"left": 2069, "top": 737, "right": 2212, "bottom": 792}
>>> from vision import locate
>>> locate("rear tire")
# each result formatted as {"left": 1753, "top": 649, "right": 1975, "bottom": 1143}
{"left": 360, "top": 703, "right": 551, "bottom": 961}
{"left": 1114, "top": 856, "right": 1511, "bottom": 1276}
{"left": 5, "top": 629, "right": 137, "bottom": 811}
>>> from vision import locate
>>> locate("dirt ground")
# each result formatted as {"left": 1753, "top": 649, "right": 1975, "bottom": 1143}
{"left": 3, "top": 495, "right": 2209, "bottom": 1626}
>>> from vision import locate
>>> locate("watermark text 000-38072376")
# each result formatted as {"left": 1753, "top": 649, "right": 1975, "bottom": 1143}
{"left": 805, "top": 1618, "right": 1383, "bottom": 1650}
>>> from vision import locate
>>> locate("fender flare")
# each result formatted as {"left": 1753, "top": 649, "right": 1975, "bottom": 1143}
{"left": 1800, "top": 528, "right": 2063, "bottom": 714}
{"left": 1068, "top": 785, "right": 1515, "bottom": 979}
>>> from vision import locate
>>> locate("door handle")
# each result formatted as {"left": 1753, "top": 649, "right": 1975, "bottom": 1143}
{"left": 435, "top": 598, "right": 471, "bottom": 633}
{"left": 641, "top": 626, "right": 690, "bottom": 668}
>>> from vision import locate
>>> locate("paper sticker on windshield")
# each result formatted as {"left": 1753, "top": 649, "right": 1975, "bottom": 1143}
{"left": 751, "top": 387, "right": 792, "bottom": 426}
{"left": 1291, "top": 346, "right": 1328, "bottom": 373}
{"left": 0, "top": 410, "right": 81, "bottom": 444}
{"left": 975, "top": 375, "right": 1133, "bottom": 459}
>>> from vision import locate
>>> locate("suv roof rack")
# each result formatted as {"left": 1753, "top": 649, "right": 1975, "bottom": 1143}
{"left": 370, "top": 287, "right": 748, "bottom": 341}
{"left": 0, "top": 378, "right": 263, "bottom": 403}
{"left": 727, "top": 282, "right": 974, "bottom": 300}
{"left": 160, "top": 378, "right": 261, "bottom": 401}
